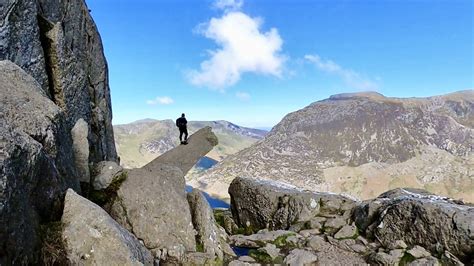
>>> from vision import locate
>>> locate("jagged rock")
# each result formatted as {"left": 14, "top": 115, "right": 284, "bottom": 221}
{"left": 283, "top": 249, "right": 318, "bottom": 266}
{"left": 1, "top": 0, "right": 117, "bottom": 163}
{"left": 183, "top": 252, "right": 220, "bottom": 265}
{"left": 62, "top": 189, "right": 153, "bottom": 265}
{"left": 440, "top": 251, "right": 464, "bottom": 266}
{"left": 389, "top": 240, "right": 408, "bottom": 250}
{"left": 408, "top": 256, "right": 441, "bottom": 266}
{"left": 229, "top": 177, "right": 355, "bottom": 231}
{"left": 239, "top": 256, "right": 256, "bottom": 262}
{"left": 407, "top": 245, "right": 432, "bottom": 259}
{"left": 354, "top": 188, "right": 474, "bottom": 262}
{"left": 187, "top": 188, "right": 236, "bottom": 260}
{"left": 72, "top": 118, "right": 90, "bottom": 183}
{"left": 230, "top": 230, "right": 299, "bottom": 248}
{"left": 334, "top": 224, "right": 358, "bottom": 240}
{"left": 0, "top": 60, "right": 80, "bottom": 264}
{"left": 369, "top": 250, "right": 404, "bottom": 265}
{"left": 308, "top": 217, "right": 325, "bottom": 230}
{"left": 299, "top": 229, "right": 321, "bottom": 238}
{"left": 92, "top": 161, "right": 124, "bottom": 190}
{"left": 307, "top": 235, "right": 326, "bottom": 251}
{"left": 324, "top": 217, "right": 348, "bottom": 234}
{"left": 305, "top": 235, "right": 367, "bottom": 265}
{"left": 109, "top": 127, "right": 218, "bottom": 261}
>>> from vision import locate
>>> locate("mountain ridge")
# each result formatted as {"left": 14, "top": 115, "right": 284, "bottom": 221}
{"left": 191, "top": 90, "right": 474, "bottom": 202}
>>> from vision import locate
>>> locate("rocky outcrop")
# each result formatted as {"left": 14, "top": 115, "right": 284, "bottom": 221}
{"left": 1, "top": 0, "right": 117, "bottom": 163}
{"left": 0, "top": 60, "right": 79, "bottom": 264}
{"left": 354, "top": 188, "right": 474, "bottom": 262}
{"left": 228, "top": 177, "right": 473, "bottom": 264}
{"left": 62, "top": 189, "right": 153, "bottom": 265}
{"left": 1, "top": 0, "right": 117, "bottom": 262}
{"left": 228, "top": 177, "right": 356, "bottom": 231}
{"left": 187, "top": 188, "right": 236, "bottom": 260}
{"left": 194, "top": 91, "right": 474, "bottom": 202}
{"left": 109, "top": 127, "right": 218, "bottom": 262}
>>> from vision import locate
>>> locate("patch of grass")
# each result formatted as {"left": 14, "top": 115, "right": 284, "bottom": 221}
{"left": 273, "top": 233, "right": 297, "bottom": 248}
{"left": 399, "top": 252, "right": 416, "bottom": 266}
{"left": 40, "top": 221, "right": 68, "bottom": 266}
{"left": 234, "top": 224, "right": 256, "bottom": 236}
{"left": 196, "top": 242, "right": 205, "bottom": 253}
{"left": 213, "top": 209, "right": 226, "bottom": 228}
{"left": 249, "top": 249, "right": 273, "bottom": 264}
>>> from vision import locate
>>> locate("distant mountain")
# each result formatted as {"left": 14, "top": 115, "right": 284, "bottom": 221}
{"left": 114, "top": 120, "right": 267, "bottom": 169}
{"left": 190, "top": 90, "right": 474, "bottom": 202}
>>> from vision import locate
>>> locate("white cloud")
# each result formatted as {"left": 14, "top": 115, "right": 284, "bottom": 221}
{"left": 188, "top": 12, "right": 285, "bottom": 90}
{"left": 304, "top": 54, "right": 379, "bottom": 91}
{"left": 146, "top": 96, "right": 174, "bottom": 105}
{"left": 236, "top": 91, "right": 250, "bottom": 101}
{"left": 213, "top": 0, "right": 243, "bottom": 11}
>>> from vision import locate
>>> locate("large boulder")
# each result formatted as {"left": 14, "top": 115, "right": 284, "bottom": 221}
{"left": 0, "top": 0, "right": 117, "bottom": 163}
{"left": 62, "top": 189, "right": 153, "bottom": 265}
{"left": 109, "top": 127, "right": 218, "bottom": 262}
{"left": 228, "top": 177, "right": 356, "bottom": 231}
{"left": 353, "top": 188, "right": 474, "bottom": 262}
{"left": 0, "top": 60, "right": 79, "bottom": 264}
{"left": 187, "top": 188, "right": 235, "bottom": 260}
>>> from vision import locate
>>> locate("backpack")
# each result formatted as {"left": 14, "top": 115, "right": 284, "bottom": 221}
{"left": 176, "top": 118, "right": 186, "bottom": 127}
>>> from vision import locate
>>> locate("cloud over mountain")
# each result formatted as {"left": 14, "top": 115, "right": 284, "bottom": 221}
{"left": 188, "top": 8, "right": 285, "bottom": 90}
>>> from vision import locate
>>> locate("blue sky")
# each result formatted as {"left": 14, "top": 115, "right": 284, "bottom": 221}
{"left": 86, "top": 0, "right": 473, "bottom": 128}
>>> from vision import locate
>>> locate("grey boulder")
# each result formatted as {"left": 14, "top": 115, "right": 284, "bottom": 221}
{"left": 62, "top": 189, "right": 153, "bottom": 265}
{"left": 354, "top": 188, "right": 474, "bottom": 261}
{"left": 229, "top": 176, "right": 355, "bottom": 231}
{"left": 92, "top": 160, "right": 124, "bottom": 190}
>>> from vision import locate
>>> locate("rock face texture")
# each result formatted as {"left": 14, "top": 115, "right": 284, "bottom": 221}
{"left": 62, "top": 189, "right": 153, "bottom": 265}
{"left": 1, "top": 0, "right": 117, "bottom": 263}
{"left": 0, "top": 0, "right": 117, "bottom": 163}
{"left": 354, "top": 188, "right": 474, "bottom": 261}
{"left": 109, "top": 127, "right": 218, "bottom": 262}
{"left": 229, "top": 177, "right": 356, "bottom": 231}
{"left": 194, "top": 91, "right": 474, "bottom": 202}
{"left": 0, "top": 60, "right": 79, "bottom": 264}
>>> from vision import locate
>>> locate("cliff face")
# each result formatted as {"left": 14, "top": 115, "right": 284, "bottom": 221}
{"left": 192, "top": 91, "right": 474, "bottom": 202}
{"left": 1, "top": 0, "right": 117, "bottom": 162}
{"left": 0, "top": 0, "right": 117, "bottom": 263}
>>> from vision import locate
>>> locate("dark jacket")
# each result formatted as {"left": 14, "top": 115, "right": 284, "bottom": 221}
{"left": 176, "top": 117, "right": 187, "bottom": 128}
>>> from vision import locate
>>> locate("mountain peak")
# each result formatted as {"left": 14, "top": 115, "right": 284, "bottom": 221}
{"left": 328, "top": 91, "right": 386, "bottom": 101}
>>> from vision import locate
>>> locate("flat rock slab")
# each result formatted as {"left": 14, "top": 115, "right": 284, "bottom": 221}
{"left": 62, "top": 189, "right": 153, "bottom": 265}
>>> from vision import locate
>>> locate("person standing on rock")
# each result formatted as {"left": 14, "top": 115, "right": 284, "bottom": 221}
{"left": 176, "top": 113, "right": 188, "bottom": 144}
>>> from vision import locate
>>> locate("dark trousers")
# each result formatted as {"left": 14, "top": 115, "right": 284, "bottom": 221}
{"left": 179, "top": 127, "right": 188, "bottom": 142}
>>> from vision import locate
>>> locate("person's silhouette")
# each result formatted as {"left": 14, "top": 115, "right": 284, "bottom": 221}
{"left": 176, "top": 113, "right": 188, "bottom": 144}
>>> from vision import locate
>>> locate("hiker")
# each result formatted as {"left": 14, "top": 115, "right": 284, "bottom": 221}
{"left": 176, "top": 113, "right": 188, "bottom": 144}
